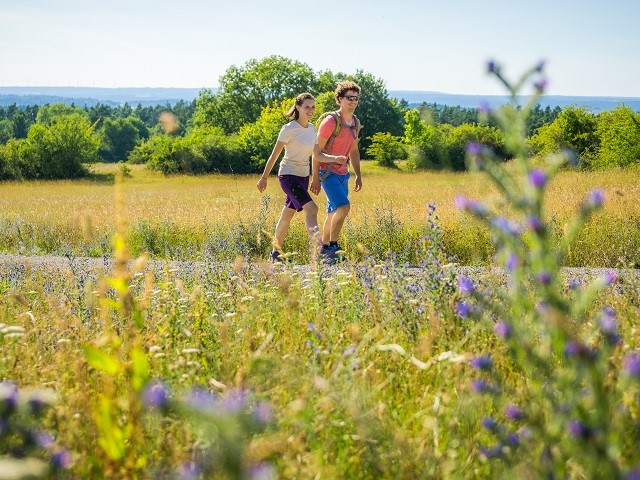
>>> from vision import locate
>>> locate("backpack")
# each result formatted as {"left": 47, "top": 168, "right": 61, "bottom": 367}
{"left": 316, "top": 111, "right": 361, "bottom": 155}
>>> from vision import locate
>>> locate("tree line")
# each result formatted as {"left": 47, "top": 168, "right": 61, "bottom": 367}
{"left": 1, "top": 55, "right": 639, "bottom": 180}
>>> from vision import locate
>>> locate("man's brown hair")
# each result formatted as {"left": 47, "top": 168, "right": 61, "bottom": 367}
{"left": 334, "top": 81, "right": 361, "bottom": 103}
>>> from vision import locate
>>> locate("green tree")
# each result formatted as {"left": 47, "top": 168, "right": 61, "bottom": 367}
{"left": 194, "top": 56, "right": 317, "bottom": 133}
{"left": 404, "top": 109, "right": 446, "bottom": 169}
{"left": 529, "top": 106, "right": 598, "bottom": 167}
{"left": 0, "top": 119, "right": 13, "bottom": 144}
{"left": 99, "top": 116, "right": 149, "bottom": 162}
{"left": 593, "top": 105, "right": 640, "bottom": 169}
{"left": 314, "top": 70, "right": 406, "bottom": 152}
{"left": 11, "top": 111, "right": 29, "bottom": 139}
{"left": 20, "top": 113, "right": 99, "bottom": 179}
{"left": 238, "top": 99, "right": 289, "bottom": 172}
{"left": 366, "top": 132, "right": 406, "bottom": 167}
{"left": 36, "top": 103, "right": 87, "bottom": 125}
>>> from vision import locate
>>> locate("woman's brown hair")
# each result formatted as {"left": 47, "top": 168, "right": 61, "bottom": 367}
{"left": 284, "top": 92, "right": 315, "bottom": 120}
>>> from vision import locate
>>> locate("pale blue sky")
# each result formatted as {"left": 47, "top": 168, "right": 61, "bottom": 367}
{"left": 1, "top": 0, "right": 639, "bottom": 96}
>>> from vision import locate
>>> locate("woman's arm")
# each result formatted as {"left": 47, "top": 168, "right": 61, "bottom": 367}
{"left": 257, "top": 141, "right": 286, "bottom": 192}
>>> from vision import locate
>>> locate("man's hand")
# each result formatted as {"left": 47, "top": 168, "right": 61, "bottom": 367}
{"left": 353, "top": 175, "right": 362, "bottom": 192}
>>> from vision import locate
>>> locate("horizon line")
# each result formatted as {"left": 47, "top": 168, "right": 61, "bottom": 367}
{"left": 1, "top": 85, "right": 639, "bottom": 99}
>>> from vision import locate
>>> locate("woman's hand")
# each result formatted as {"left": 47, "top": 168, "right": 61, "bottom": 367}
{"left": 257, "top": 176, "right": 267, "bottom": 192}
{"left": 310, "top": 176, "right": 321, "bottom": 195}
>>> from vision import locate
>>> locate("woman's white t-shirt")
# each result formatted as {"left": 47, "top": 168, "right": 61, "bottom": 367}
{"left": 277, "top": 121, "right": 318, "bottom": 177}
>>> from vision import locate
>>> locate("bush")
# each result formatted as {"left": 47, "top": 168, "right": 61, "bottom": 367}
{"left": 593, "top": 105, "right": 640, "bottom": 169}
{"left": 529, "top": 106, "right": 599, "bottom": 167}
{"left": 366, "top": 132, "right": 406, "bottom": 167}
{"left": 11, "top": 113, "right": 99, "bottom": 179}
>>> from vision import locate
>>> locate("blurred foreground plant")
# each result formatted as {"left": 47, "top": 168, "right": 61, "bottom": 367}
{"left": 456, "top": 61, "right": 640, "bottom": 478}
{"left": 0, "top": 382, "right": 70, "bottom": 479}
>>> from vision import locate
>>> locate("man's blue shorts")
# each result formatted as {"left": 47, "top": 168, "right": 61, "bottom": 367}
{"left": 320, "top": 171, "right": 350, "bottom": 213}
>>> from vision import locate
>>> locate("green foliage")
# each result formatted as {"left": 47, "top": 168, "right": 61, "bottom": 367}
{"left": 405, "top": 109, "right": 505, "bottom": 170}
{"left": 0, "top": 118, "right": 14, "bottom": 144}
{"left": 99, "top": 116, "right": 149, "bottom": 162}
{"left": 238, "top": 99, "right": 289, "bottom": 170}
{"left": 592, "top": 105, "right": 640, "bottom": 169}
{"left": 130, "top": 127, "right": 248, "bottom": 175}
{"left": 7, "top": 113, "right": 100, "bottom": 179}
{"left": 529, "top": 106, "right": 599, "bottom": 166}
{"left": 35, "top": 103, "right": 88, "bottom": 125}
{"left": 194, "top": 55, "right": 317, "bottom": 133}
{"left": 366, "top": 132, "right": 406, "bottom": 167}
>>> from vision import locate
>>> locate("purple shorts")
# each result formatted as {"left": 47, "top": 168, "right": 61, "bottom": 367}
{"left": 278, "top": 174, "right": 312, "bottom": 212}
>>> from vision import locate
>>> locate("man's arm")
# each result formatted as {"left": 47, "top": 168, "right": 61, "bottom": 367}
{"left": 350, "top": 140, "right": 362, "bottom": 192}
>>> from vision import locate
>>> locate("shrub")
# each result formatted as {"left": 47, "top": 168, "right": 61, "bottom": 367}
{"left": 366, "top": 132, "right": 406, "bottom": 167}
{"left": 18, "top": 113, "right": 99, "bottom": 179}
{"left": 593, "top": 105, "right": 640, "bottom": 169}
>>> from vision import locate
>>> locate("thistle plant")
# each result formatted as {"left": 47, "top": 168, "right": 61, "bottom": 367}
{"left": 456, "top": 61, "right": 640, "bottom": 478}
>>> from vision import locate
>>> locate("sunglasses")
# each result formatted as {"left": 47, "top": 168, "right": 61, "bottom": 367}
{"left": 343, "top": 95, "right": 360, "bottom": 102}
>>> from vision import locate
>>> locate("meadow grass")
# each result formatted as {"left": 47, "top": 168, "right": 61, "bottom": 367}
{"left": 2, "top": 62, "right": 640, "bottom": 478}
{"left": 1, "top": 211, "right": 638, "bottom": 478}
{"left": 0, "top": 161, "right": 639, "bottom": 267}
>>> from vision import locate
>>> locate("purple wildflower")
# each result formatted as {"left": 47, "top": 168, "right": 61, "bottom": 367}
{"left": 247, "top": 462, "right": 276, "bottom": 480}
{"left": 480, "top": 444, "right": 503, "bottom": 459}
{"left": 185, "top": 386, "right": 217, "bottom": 412}
{"left": 528, "top": 169, "right": 548, "bottom": 189}
{"left": 623, "top": 353, "right": 640, "bottom": 378}
{"left": 564, "top": 341, "right": 597, "bottom": 361}
{"left": 455, "top": 301, "right": 470, "bottom": 318}
{"left": 142, "top": 382, "right": 169, "bottom": 409}
{"left": 454, "top": 196, "right": 488, "bottom": 217}
{"left": 534, "top": 60, "right": 546, "bottom": 73}
{"left": 253, "top": 401, "right": 273, "bottom": 425}
{"left": 481, "top": 417, "right": 498, "bottom": 431}
{"left": 505, "top": 433, "right": 519, "bottom": 446}
{"left": 585, "top": 189, "right": 605, "bottom": 209}
{"left": 494, "top": 321, "right": 511, "bottom": 339}
{"left": 486, "top": 60, "right": 498, "bottom": 74}
{"left": 537, "top": 271, "right": 552, "bottom": 285}
{"left": 505, "top": 254, "right": 519, "bottom": 272}
{"left": 599, "top": 307, "right": 621, "bottom": 346}
{"left": 343, "top": 346, "right": 356, "bottom": 356}
{"left": 466, "top": 142, "right": 482, "bottom": 156}
{"left": 603, "top": 271, "right": 618, "bottom": 285}
{"left": 0, "top": 381, "right": 18, "bottom": 414}
{"left": 536, "top": 301, "right": 550, "bottom": 313}
{"left": 568, "top": 420, "right": 591, "bottom": 439}
{"left": 567, "top": 278, "right": 581, "bottom": 290}
{"left": 471, "top": 379, "right": 497, "bottom": 394}
{"left": 534, "top": 78, "right": 548, "bottom": 93}
{"left": 527, "top": 215, "right": 544, "bottom": 233}
{"left": 625, "top": 467, "right": 640, "bottom": 480}
{"left": 491, "top": 217, "right": 522, "bottom": 236}
{"left": 478, "top": 101, "right": 492, "bottom": 115}
{"left": 470, "top": 355, "right": 493, "bottom": 370}
{"left": 35, "top": 431, "right": 55, "bottom": 449}
{"left": 223, "top": 388, "right": 248, "bottom": 412}
{"left": 51, "top": 449, "right": 72, "bottom": 469}
{"left": 504, "top": 404, "right": 525, "bottom": 421}
{"left": 457, "top": 276, "right": 475, "bottom": 295}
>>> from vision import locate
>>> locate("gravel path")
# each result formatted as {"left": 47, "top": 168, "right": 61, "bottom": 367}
{"left": 2, "top": 254, "right": 639, "bottom": 289}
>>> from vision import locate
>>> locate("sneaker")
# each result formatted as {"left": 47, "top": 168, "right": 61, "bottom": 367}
{"left": 320, "top": 243, "right": 346, "bottom": 264}
{"left": 269, "top": 250, "right": 283, "bottom": 263}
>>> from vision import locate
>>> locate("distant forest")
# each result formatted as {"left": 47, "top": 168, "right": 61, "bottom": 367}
{"left": 1, "top": 56, "right": 639, "bottom": 180}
